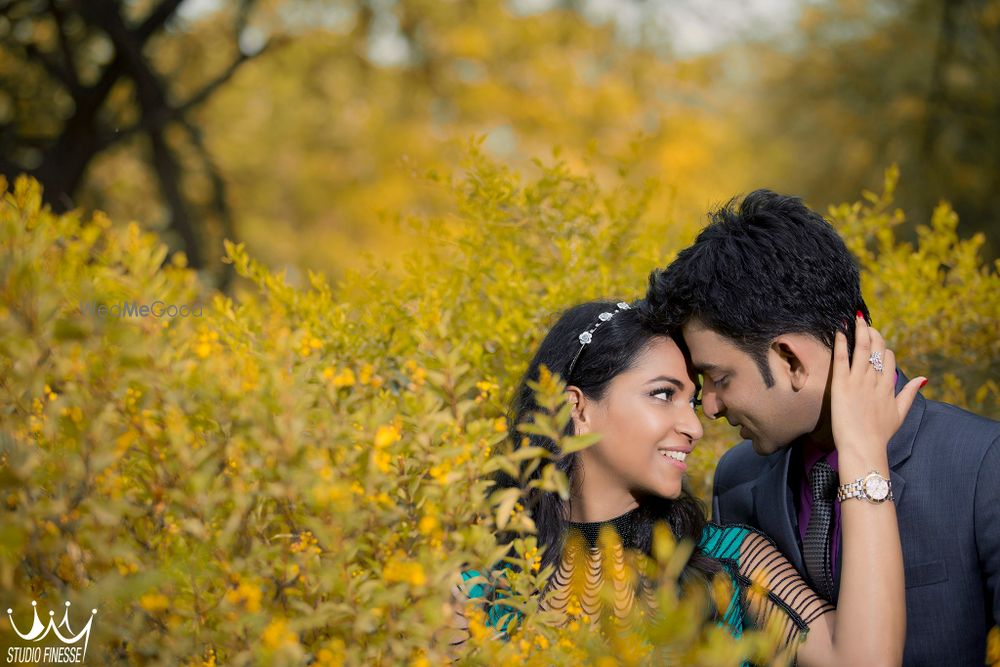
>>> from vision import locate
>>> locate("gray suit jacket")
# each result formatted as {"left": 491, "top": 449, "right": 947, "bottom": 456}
{"left": 711, "top": 372, "right": 1000, "bottom": 666}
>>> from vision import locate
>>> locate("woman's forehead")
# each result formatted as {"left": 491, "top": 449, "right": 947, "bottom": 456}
{"left": 623, "top": 337, "right": 693, "bottom": 382}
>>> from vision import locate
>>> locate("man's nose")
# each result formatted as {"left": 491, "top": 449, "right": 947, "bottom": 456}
{"left": 701, "top": 389, "right": 723, "bottom": 420}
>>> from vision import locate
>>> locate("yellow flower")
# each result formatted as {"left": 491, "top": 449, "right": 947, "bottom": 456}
{"left": 139, "top": 592, "right": 170, "bottom": 612}
{"left": 290, "top": 530, "right": 321, "bottom": 555}
{"left": 315, "top": 638, "right": 346, "bottom": 666}
{"left": 418, "top": 515, "right": 439, "bottom": 535}
{"left": 383, "top": 553, "right": 426, "bottom": 587}
{"left": 404, "top": 360, "right": 427, "bottom": 386}
{"left": 374, "top": 424, "right": 401, "bottom": 448}
{"left": 225, "top": 581, "right": 262, "bottom": 613}
{"left": 429, "top": 462, "right": 451, "bottom": 483}
{"left": 330, "top": 368, "right": 355, "bottom": 388}
{"left": 359, "top": 363, "right": 374, "bottom": 385}
{"left": 261, "top": 618, "right": 297, "bottom": 649}
{"left": 466, "top": 609, "right": 490, "bottom": 641}
{"left": 373, "top": 450, "right": 392, "bottom": 473}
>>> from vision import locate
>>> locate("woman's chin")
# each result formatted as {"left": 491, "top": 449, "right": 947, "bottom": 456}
{"left": 647, "top": 481, "right": 683, "bottom": 500}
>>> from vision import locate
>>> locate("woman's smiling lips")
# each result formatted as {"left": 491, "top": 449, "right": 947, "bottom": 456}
{"left": 657, "top": 447, "right": 691, "bottom": 472}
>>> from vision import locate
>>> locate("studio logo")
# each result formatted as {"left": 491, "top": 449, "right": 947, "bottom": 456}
{"left": 3, "top": 601, "right": 97, "bottom": 664}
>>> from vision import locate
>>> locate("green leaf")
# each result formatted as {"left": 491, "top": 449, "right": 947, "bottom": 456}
{"left": 491, "top": 488, "right": 521, "bottom": 531}
{"left": 559, "top": 432, "right": 600, "bottom": 454}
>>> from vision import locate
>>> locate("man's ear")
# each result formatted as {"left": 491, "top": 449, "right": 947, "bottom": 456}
{"left": 565, "top": 386, "right": 592, "bottom": 434}
{"left": 771, "top": 335, "right": 811, "bottom": 392}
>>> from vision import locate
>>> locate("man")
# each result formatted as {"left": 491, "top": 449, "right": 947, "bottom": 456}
{"left": 643, "top": 189, "right": 1000, "bottom": 666}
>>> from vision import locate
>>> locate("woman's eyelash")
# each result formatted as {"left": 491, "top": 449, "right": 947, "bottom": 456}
{"left": 649, "top": 386, "right": 676, "bottom": 401}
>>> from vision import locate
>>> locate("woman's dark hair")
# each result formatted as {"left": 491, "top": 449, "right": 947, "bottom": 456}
{"left": 493, "top": 299, "right": 718, "bottom": 592}
{"left": 644, "top": 189, "right": 867, "bottom": 387}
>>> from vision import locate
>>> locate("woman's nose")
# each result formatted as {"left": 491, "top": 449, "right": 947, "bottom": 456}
{"left": 679, "top": 403, "right": 704, "bottom": 441}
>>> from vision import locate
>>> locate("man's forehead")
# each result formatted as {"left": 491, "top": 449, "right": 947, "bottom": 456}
{"left": 680, "top": 319, "right": 739, "bottom": 366}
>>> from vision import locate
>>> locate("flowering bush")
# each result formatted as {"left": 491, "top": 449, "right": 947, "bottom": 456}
{"left": 0, "top": 148, "right": 997, "bottom": 665}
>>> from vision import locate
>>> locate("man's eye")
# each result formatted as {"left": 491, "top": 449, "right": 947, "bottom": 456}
{"left": 713, "top": 376, "right": 729, "bottom": 388}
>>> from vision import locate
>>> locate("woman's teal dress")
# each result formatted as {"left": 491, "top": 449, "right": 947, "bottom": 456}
{"left": 458, "top": 508, "right": 834, "bottom": 660}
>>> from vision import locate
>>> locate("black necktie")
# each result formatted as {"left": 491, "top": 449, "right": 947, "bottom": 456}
{"left": 803, "top": 459, "right": 838, "bottom": 601}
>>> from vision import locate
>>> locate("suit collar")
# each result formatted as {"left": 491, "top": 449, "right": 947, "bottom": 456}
{"left": 888, "top": 369, "right": 925, "bottom": 469}
{"left": 751, "top": 446, "right": 804, "bottom": 573}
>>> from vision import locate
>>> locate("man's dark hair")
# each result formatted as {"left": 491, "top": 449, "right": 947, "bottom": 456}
{"left": 642, "top": 189, "right": 868, "bottom": 387}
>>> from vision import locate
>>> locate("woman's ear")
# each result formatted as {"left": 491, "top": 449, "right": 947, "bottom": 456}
{"left": 566, "top": 386, "right": 591, "bottom": 434}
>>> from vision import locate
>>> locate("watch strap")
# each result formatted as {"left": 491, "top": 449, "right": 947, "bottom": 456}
{"left": 837, "top": 471, "right": 893, "bottom": 503}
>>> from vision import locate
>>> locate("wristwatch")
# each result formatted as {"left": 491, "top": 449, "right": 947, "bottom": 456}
{"left": 837, "top": 471, "right": 893, "bottom": 503}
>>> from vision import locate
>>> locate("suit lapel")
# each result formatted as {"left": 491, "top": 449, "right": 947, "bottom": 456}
{"left": 752, "top": 447, "right": 804, "bottom": 574}
{"left": 887, "top": 370, "right": 924, "bottom": 507}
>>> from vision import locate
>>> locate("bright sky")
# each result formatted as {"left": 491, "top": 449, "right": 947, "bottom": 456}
{"left": 179, "top": 0, "right": 804, "bottom": 60}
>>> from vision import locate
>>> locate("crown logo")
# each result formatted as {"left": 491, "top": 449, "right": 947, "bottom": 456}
{"left": 5, "top": 600, "right": 98, "bottom": 660}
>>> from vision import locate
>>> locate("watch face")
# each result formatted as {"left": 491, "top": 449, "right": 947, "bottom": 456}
{"left": 865, "top": 474, "right": 890, "bottom": 501}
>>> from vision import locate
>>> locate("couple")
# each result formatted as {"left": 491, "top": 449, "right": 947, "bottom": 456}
{"left": 455, "top": 190, "right": 1000, "bottom": 666}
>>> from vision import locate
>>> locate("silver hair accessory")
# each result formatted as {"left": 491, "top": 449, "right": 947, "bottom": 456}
{"left": 565, "top": 302, "right": 632, "bottom": 380}
{"left": 868, "top": 350, "right": 884, "bottom": 374}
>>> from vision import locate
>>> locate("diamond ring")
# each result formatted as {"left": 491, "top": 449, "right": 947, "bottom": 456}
{"left": 868, "top": 351, "right": 884, "bottom": 374}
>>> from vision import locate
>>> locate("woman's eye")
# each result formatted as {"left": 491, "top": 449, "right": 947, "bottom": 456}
{"left": 650, "top": 387, "right": 675, "bottom": 402}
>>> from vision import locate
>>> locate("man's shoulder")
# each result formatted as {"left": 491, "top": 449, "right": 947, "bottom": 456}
{"left": 713, "top": 440, "right": 780, "bottom": 494}
{"left": 920, "top": 397, "right": 1000, "bottom": 434}
{"left": 914, "top": 397, "right": 1000, "bottom": 456}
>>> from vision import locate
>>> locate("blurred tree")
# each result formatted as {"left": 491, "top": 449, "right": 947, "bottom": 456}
{"left": 9, "top": 0, "right": 758, "bottom": 284}
{"left": 739, "top": 0, "right": 1000, "bottom": 257}
{"left": 190, "top": 0, "right": 757, "bottom": 280}
{"left": 0, "top": 0, "right": 272, "bottom": 287}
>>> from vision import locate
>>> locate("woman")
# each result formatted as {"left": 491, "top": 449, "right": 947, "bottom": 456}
{"left": 454, "top": 299, "right": 924, "bottom": 665}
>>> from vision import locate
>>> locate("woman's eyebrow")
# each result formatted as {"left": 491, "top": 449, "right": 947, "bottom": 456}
{"left": 644, "top": 376, "right": 685, "bottom": 388}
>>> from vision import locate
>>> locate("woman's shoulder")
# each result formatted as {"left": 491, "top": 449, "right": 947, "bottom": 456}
{"left": 698, "top": 522, "right": 770, "bottom": 560}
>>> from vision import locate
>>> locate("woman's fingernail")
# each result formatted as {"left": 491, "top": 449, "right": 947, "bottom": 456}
{"left": 856, "top": 310, "right": 864, "bottom": 319}
{"left": 919, "top": 378, "right": 929, "bottom": 388}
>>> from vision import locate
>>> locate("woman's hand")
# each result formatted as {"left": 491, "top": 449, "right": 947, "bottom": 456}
{"left": 796, "top": 313, "right": 924, "bottom": 667}
{"left": 830, "top": 313, "right": 926, "bottom": 463}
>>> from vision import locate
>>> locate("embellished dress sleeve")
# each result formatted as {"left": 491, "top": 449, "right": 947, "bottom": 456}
{"left": 453, "top": 567, "right": 521, "bottom": 642}
{"left": 700, "top": 524, "right": 835, "bottom": 650}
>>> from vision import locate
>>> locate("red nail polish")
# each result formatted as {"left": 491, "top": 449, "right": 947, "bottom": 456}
{"left": 919, "top": 379, "right": 928, "bottom": 388}
{"left": 856, "top": 310, "right": 863, "bottom": 318}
